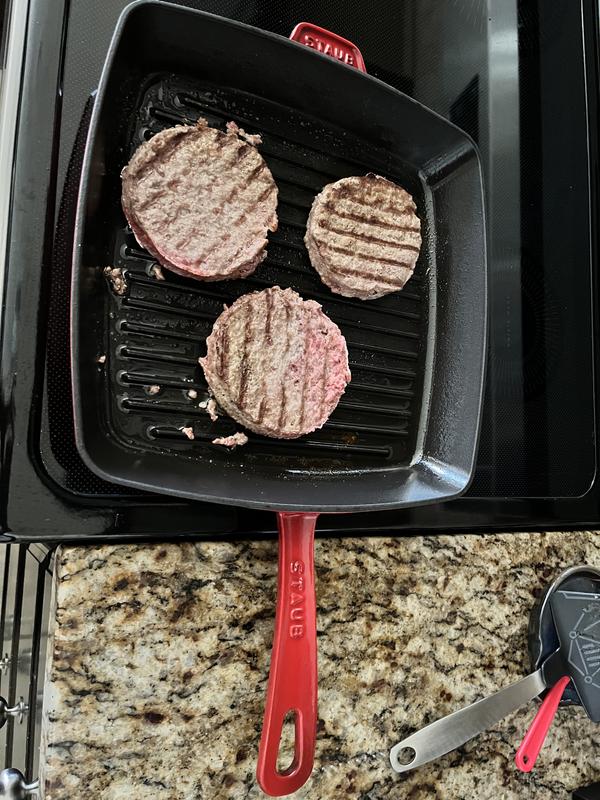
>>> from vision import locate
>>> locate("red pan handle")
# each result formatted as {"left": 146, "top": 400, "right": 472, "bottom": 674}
{"left": 256, "top": 513, "right": 319, "bottom": 796}
{"left": 290, "top": 22, "right": 367, "bottom": 73}
{"left": 514, "top": 675, "right": 571, "bottom": 772}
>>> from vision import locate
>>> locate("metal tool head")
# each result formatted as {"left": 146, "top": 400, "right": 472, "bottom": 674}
{"left": 550, "top": 583, "right": 600, "bottom": 722}
{"left": 529, "top": 565, "right": 600, "bottom": 708}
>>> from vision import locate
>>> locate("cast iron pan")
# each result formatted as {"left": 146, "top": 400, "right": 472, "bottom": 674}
{"left": 71, "top": 3, "right": 487, "bottom": 794}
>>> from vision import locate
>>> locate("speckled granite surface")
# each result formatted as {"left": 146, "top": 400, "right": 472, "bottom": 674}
{"left": 41, "top": 531, "right": 600, "bottom": 799}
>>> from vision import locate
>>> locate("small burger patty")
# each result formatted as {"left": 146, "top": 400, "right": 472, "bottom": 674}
{"left": 305, "top": 174, "right": 422, "bottom": 299}
{"left": 121, "top": 119, "right": 278, "bottom": 282}
{"left": 200, "top": 287, "right": 351, "bottom": 439}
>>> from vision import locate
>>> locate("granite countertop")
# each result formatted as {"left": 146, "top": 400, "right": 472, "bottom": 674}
{"left": 40, "top": 531, "right": 600, "bottom": 799}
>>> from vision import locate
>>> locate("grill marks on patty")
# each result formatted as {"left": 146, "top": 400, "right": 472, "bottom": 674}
{"left": 305, "top": 174, "right": 422, "bottom": 300}
{"left": 121, "top": 118, "right": 278, "bottom": 282}
{"left": 200, "top": 287, "right": 350, "bottom": 439}
{"left": 318, "top": 220, "right": 421, "bottom": 252}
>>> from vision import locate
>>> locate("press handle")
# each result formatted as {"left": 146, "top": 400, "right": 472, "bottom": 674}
{"left": 515, "top": 675, "right": 570, "bottom": 772}
{"left": 289, "top": 23, "right": 367, "bottom": 73}
{"left": 256, "top": 513, "right": 319, "bottom": 796}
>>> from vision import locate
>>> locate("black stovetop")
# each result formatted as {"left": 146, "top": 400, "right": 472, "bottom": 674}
{"left": 1, "top": 0, "right": 599, "bottom": 540}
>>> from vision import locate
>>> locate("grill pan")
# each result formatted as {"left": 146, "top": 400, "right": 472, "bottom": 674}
{"left": 71, "top": 2, "right": 487, "bottom": 795}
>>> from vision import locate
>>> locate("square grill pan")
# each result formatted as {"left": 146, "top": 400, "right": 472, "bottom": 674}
{"left": 71, "top": 1, "right": 487, "bottom": 512}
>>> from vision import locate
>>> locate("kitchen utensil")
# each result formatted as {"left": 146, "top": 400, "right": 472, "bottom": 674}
{"left": 391, "top": 569, "right": 600, "bottom": 773}
{"left": 514, "top": 565, "right": 600, "bottom": 773}
{"left": 515, "top": 675, "right": 571, "bottom": 772}
{"left": 390, "top": 648, "right": 567, "bottom": 773}
{"left": 71, "top": 2, "right": 487, "bottom": 794}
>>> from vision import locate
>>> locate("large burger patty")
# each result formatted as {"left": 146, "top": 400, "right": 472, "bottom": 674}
{"left": 200, "top": 287, "right": 351, "bottom": 439}
{"left": 121, "top": 119, "right": 278, "bottom": 282}
{"left": 305, "top": 174, "right": 422, "bottom": 300}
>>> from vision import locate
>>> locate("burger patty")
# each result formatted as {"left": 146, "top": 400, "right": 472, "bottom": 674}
{"left": 121, "top": 119, "right": 278, "bottom": 282}
{"left": 305, "top": 174, "right": 422, "bottom": 300}
{"left": 200, "top": 287, "right": 351, "bottom": 439}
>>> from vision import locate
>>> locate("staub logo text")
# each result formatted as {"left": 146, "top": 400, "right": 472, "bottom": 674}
{"left": 288, "top": 560, "right": 305, "bottom": 638}
{"left": 300, "top": 34, "right": 356, "bottom": 66}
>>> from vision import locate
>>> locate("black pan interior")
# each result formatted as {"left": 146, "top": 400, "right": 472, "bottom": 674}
{"left": 110, "top": 76, "right": 427, "bottom": 465}
{"left": 71, "top": 2, "right": 487, "bottom": 511}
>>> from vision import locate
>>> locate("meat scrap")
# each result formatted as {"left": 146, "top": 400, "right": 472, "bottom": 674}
{"left": 212, "top": 432, "right": 248, "bottom": 449}
{"left": 207, "top": 398, "right": 219, "bottom": 422}
{"left": 147, "top": 384, "right": 161, "bottom": 395}
{"left": 150, "top": 264, "right": 165, "bottom": 281}
{"left": 103, "top": 266, "right": 127, "bottom": 295}
{"left": 198, "top": 397, "right": 219, "bottom": 421}
{"left": 180, "top": 426, "right": 195, "bottom": 440}
{"left": 226, "top": 120, "right": 262, "bottom": 146}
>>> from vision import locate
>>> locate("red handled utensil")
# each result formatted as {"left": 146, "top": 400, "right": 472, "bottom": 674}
{"left": 515, "top": 675, "right": 570, "bottom": 772}
{"left": 391, "top": 569, "right": 600, "bottom": 776}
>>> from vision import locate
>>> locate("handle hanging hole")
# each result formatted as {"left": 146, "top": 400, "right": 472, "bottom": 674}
{"left": 277, "top": 710, "right": 298, "bottom": 775}
{"left": 397, "top": 746, "right": 416, "bottom": 766}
